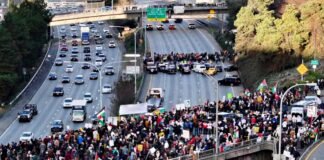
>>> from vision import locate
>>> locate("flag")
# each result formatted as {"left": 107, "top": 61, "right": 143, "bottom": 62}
{"left": 97, "top": 108, "right": 106, "bottom": 127}
{"left": 95, "top": 152, "right": 101, "bottom": 160}
{"left": 272, "top": 82, "right": 278, "bottom": 93}
{"left": 257, "top": 79, "right": 268, "bottom": 91}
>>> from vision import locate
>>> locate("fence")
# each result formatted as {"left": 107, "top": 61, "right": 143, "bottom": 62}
{"left": 169, "top": 137, "right": 277, "bottom": 160}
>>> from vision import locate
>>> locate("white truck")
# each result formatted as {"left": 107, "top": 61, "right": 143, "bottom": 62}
{"left": 146, "top": 88, "right": 164, "bottom": 112}
{"left": 70, "top": 100, "right": 87, "bottom": 122}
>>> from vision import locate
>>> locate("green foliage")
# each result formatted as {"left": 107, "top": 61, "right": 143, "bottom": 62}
{"left": 234, "top": 0, "right": 324, "bottom": 58}
{"left": 0, "top": 0, "right": 50, "bottom": 103}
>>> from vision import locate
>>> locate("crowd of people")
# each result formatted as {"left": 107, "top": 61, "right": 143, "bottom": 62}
{"left": 0, "top": 85, "right": 322, "bottom": 160}
{"left": 143, "top": 51, "right": 235, "bottom": 65}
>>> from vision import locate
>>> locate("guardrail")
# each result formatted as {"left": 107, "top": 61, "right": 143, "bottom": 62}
{"left": 169, "top": 137, "right": 277, "bottom": 160}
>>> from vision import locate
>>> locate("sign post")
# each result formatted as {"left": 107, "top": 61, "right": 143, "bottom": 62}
{"left": 146, "top": 8, "right": 167, "bottom": 22}
{"left": 310, "top": 59, "right": 319, "bottom": 71}
{"left": 296, "top": 63, "right": 308, "bottom": 81}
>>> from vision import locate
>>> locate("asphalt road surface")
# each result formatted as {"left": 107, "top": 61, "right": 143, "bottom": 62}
{"left": 142, "top": 19, "right": 243, "bottom": 110}
{"left": 0, "top": 22, "right": 122, "bottom": 144}
{"left": 305, "top": 140, "right": 324, "bottom": 160}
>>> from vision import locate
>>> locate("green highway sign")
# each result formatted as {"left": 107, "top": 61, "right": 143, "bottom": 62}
{"left": 146, "top": 8, "right": 167, "bottom": 21}
{"left": 311, "top": 59, "right": 319, "bottom": 65}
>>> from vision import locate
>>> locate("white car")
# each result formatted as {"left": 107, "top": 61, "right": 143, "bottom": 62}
{"left": 103, "top": 28, "right": 109, "bottom": 33}
{"left": 98, "top": 21, "right": 104, "bottom": 25}
{"left": 95, "top": 45, "right": 103, "bottom": 51}
{"left": 65, "top": 65, "right": 73, "bottom": 73}
{"left": 84, "top": 92, "right": 93, "bottom": 103}
{"left": 108, "top": 41, "right": 116, "bottom": 48}
{"left": 20, "top": 132, "right": 33, "bottom": 142}
{"left": 70, "top": 26, "right": 77, "bottom": 32}
{"left": 102, "top": 84, "right": 112, "bottom": 94}
{"left": 304, "top": 96, "right": 322, "bottom": 105}
{"left": 95, "top": 58, "right": 103, "bottom": 66}
{"left": 71, "top": 47, "right": 79, "bottom": 53}
{"left": 91, "top": 28, "right": 98, "bottom": 33}
{"left": 79, "top": 23, "right": 86, "bottom": 27}
{"left": 74, "top": 75, "right": 84, "bottom": 85}
{"left": 59, "top": 27, "right": 66, "bottom": 33}
{"left": 63, "top": 98, "right": 73, "bottom": 108}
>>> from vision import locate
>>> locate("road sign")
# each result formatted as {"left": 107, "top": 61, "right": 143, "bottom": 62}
{"left": 296, "top": 64, "right": 308, "bottom": 75}
{"left": 311, "top": 59, "right": 319, "bottom": 65}
{"left": 146, "top": 8, "right": 167, "bottom": 21}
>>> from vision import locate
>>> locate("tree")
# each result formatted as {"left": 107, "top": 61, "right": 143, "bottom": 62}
{"left": 111, "top": 77, "right": 135, "bottom": 115}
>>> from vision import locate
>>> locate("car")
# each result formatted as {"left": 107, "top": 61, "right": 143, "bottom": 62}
{"left": 89, "top": 72, "right": 98, "bottom": 80}
{"left": 18, "top": 110, "right": 33, "bottom": 122}
{"left": 175, "top": 18, "right": 183, "bottom": 23}
{"left": 204, "top": 68, "right": 217, "bottom": 76}
{"left": 20, "top": 132, "right": 33, "bottom": 142}
{"left": 94, "top": 34, "right": 101, "bottom": 40}
{"left": 70, "top": 26, "right": 77, "bottom": 32}
{"left": 59, "top": 52, "right": 67, "bottom": 57}
{"left": 218, "top": 76, "right": 241, "bottom": 86}
{"left": 60, "top": 47, "right": 68, "bottom": 52}
{"left": 74, "top": 75, "right": 84, "bottom": 85}
{"left": 179, "top": 63, "right": 191, "bottom": 74}
{"left": 188, "top": 23, "right": 196, "bottom": 29}
{"left": 91, "top": 28, "right": 98, "bottom": 33}
{"left": 90, "top": 24, "right": 95, "bottom": 29}
{"left": 95, "top": 58, "right": 103, "bottom": 66}
{"left": 72, "top": 40, "right": 78, "bottom": 46}
{"left": 53, "top": 86, "right": 64, "bottom": 96}
{"left": 103, "top": 28, "right": 109, "bottom": 33}
{"left": 48, "top": 72, "right": 57, "bottom": 80}
{"left": 84, "top": 92, "right": 93, "bottom": 103}
{"left": 93, "top": 67, "right": 99, "bottom": 72}
{"left": 59, "top": 27, "right": 66, "bottom": 33}
{"left": 70, "top": 23, "right": 76, "bottom": 26}
{"left": 224, "top": 65, "right": 238, "bottom": 72}
{"left": 63, "top": 98, "right": 73, "bottom": 108}
{"left": 108, "top": 41, "right": 116, "bottom": 48}
{"left": 61, "top": 76, "right": 70, "bottom": 83}
{"left": 156, "top": 24, "right": 164, "bottom": 30}
{"left": 82, "top": 63, "right": 90, "bottom": 69}
{"left": 83, "top": 47, "right": 90, "bottom": 53}
{"left": 104, "top": 66, "right": 114, "bottom": 75}
{"left": 72, "top": 32, "right": 78, "bottom": 38}
{"left": 105, "top": 32, "right": 113, "bottom": 38}
{"left": 79, "top": 22, "right": 86, "bottom": 27}
{"left": 161, "top": 19, "right": 169, "bottom": 23}
{"left": 216, "top": 66, "right": 223, "bottom": 72}
{"left": 96, "top": 45, "right": 103, "bottom": 51}
{"left": 98, "top": 21, "right": 104, "bottom": 25}
{"left": 169, "top": 24, "right": 176, "bottom": 30}
{"left": 51, "top": 120, "right": 64, "bottom": 133}
{"left": 146, "top": 24, "right": 153, "bottom": 31}
{"left": 87, "top": 21, "right": 92, "bottom": 24}
{"left": 71, "top": 47, "right": 79, "bottom": 53}
{"left": 84, "top": 54, "right": 91, "bottom": 61}
{"left": 98, "top": 53, "right": 107, "bottom": 62}
{"left": 23, "top": 104, "right": 38, "bottom": 116}
{"left": 55, "top": 58, "right": 63, "bottom": 66}
{"left": 65, "top": 65, "right": 73, "bottom": 73}
{"left": 102, "top": 84, "right": 112, "bottom": 94}
{"left": 166, "top": 64, "right": 177, "bottom": 74}
{"left": 70, "top": 55, "right": 78, "bottom": 61}
{"left": 304, "top": 96, "right": 322, "bottom": 105}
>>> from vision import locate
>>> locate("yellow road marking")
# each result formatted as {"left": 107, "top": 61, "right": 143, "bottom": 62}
{"left": 305, "top": 140, "right": 324, "bottom": 160}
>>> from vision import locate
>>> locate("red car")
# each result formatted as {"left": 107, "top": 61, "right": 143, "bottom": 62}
{"left": 169, "top": 24, "right": 176, "bottom": 30}
{"left": 72, "top": 40, "right": 78, "bottom": 46}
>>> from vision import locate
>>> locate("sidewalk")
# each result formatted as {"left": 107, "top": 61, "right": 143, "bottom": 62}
{"left": 0, "top": 39, "right": 58, "bottom": 135}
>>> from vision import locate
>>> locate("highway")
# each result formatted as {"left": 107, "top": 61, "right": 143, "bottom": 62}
{"left": 0, "top": 22, "right": 122, "bottom": 144}
{"left": 142, "top": 19, "right": 243, "bottom": 110}
{"left": 305, "top": 140, "right": 324, "bottom": 160}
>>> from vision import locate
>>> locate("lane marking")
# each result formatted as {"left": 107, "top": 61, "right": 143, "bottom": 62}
{"left": 304, "top": 140, "right": 324, "bottom": 160}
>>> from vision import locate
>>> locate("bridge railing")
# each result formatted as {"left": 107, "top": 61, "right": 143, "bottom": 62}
{"left": 168, "top": 137, "right": 277, "bottom": 160}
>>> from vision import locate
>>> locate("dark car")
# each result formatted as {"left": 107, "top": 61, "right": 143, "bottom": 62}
{"left": 105, "top": 32, "right": 113, "bottom": 38}
{"left": 59, "top": 52, "right": 66, "bottom": 57}
{"left": 93, "top": 68, "right": 99, "bottom": 72}
{"left": 146, "top": 24, "right": 153, "bottom": 31}
{"left": 18, "top": 110, "right": 33, "bottom": 122}
{"left": 89, "top": 72, "right": 98, "bottom": 80}
{"left": 48, "top": 72, "right": 57, "bottom": 80}
{"left": 82, "top": 63, "right": 90, "bottom": 69}
{"left": 216, "top": 66, "right": 223, "bottom": 72}
{"left": 51, "top": 120, "right": 64, "bottom": 133}
{"left": 61, "top": 76, "right": 70, "bottom": 83}
{"left": 175, "top": 18, "right": 183, "bottom": 23}
{"left": 71, "top": 57, "right": 78, "bottom": 62}
{"left": 224, "top": 65, "right": 238, "bottom": 72}
{"left": 161, "top": 19, "right": 169, "bottom": 23}
{"left": 23, "top": 104, "right": 38, "bottom": 116}
{"left": 218, "top": 76, "right": 241, "bottom": 86}
{"left": 53, "top": 86, "right": 64, "bottom": 96}
{"left": 84, "top": 54, "right": 91, "bottom": 61}
{"left": 83, "top": 47, "right": 90, "bottom": 53}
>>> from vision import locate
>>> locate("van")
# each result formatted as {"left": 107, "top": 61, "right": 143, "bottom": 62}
{"left": 95, "top": 58, "right": 103, "bottom": 66}
{"left": 291, "top": 100, "right": 315, "bottom": 111}
{"left": 291, "top": 107, "right": 304, "bottom": 119}
{"left": 193, "top": 64, "right": 206, "bottom": 73}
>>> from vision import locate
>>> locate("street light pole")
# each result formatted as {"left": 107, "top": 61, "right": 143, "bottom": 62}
{"left": 278, "top": 83, "right": 317, "bottom": 159}
{"left": 134, "top": 30, "right": 137, "bottom": 96}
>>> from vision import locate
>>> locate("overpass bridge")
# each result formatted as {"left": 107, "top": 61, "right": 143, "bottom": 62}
{"left": 50, "top": 6, "right": 229, "bottom": 26}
